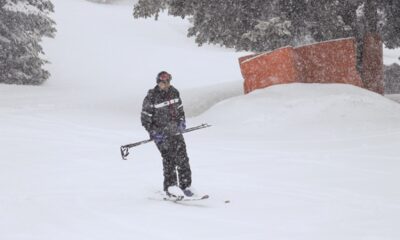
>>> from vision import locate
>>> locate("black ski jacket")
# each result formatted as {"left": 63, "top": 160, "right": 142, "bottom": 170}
{"left": 141, "top": 85, "right": 185, "bottom": 135}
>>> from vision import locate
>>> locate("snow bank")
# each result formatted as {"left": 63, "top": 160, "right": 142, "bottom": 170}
{"left": 386, "top": 94, "right": 400, "bottom": 104}
{"left": 198, "top": 83, "right": 400, "bottom": 138}
{"left": 182, "top": 81, "right": 243, "bottom": 117}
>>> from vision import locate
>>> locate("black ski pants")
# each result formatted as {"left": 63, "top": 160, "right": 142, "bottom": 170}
{"left": 155, "top": 134, "right": 192, "bottom": 191}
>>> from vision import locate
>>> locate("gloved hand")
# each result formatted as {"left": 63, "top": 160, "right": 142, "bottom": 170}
{"left": 178, "top": 120, "right": 186, "bottom": 133}
{"left": 150, "top": 131, "right": 166, "bottom": 144}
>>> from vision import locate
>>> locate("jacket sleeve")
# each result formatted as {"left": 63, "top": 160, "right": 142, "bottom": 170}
{"left": 176, "top": 90, "right": 186, "bottom": 123}
{"left": 141, "top": 90, "right": 154, "bottom": 133}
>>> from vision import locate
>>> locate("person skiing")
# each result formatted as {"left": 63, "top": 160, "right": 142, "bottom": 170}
{"left": 141, "top": 71, "right": 194, "bottom": 198}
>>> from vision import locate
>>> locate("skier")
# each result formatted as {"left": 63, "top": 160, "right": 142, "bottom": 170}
{"left": 141, "top": 71, "right": 194, "bottom": 198}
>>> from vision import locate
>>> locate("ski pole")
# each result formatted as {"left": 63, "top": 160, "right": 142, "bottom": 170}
{"left": 120, "top": 123, "right": 211, "bottom": 160}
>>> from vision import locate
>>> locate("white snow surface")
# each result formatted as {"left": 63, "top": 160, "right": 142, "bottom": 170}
{"left": 1, "top": 0, "right": 400, "bottom": 239}
{"left": 387, "top": 94, "right": 400, "bottom": 104}
{"left": 384, "top": 47, "right": 400, "bottom": 65}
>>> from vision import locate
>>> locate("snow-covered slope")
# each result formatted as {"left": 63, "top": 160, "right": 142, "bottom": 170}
{"left": 1, "top": 0, "right": 400, "bottom": 240}
{"left": 199, "top": 83, "right": 400, "bottom": 137}
{"left": 387, "top": 94, "right": 400, "bottom": 103}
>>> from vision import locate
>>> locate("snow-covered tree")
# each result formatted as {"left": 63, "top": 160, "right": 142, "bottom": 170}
{"left": 134, "top": 0, "right": 279, "bottom": 50}
{"left": 133, "top": 1, "right": 400, "bottom": 66}
{"left": 133, "top": 0, "right": 167, "bottom": 20}
{"left": 0, "top": 0, "right": 56, "bottom": 85}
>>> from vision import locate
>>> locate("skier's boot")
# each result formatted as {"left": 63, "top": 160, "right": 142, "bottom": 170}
{"left": 182, "top": 187, "right": 194, "bottom": 197}
{"left": 166, "top": 186, "right": 185, "bottom": 200}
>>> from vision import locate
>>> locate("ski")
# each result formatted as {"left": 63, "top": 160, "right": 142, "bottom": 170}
{"left": 120, "top": 123, "right": 211, "bottom": 160}
{"left": 163, "top": 194, "right": 210, "bottom": 202}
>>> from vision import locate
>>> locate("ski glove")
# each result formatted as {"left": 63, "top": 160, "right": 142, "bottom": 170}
{"left": 150, "top": 131, "right": 166, "bottom": 144}
{"left": 178, "top": 120, "right": 186, "bottom": 133}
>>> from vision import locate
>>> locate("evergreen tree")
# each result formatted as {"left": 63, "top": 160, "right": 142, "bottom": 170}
{"left": 0, "top": 0, "right": 56, "bottom": 85}
{"left": 133, "top": 1, "right": 400, "bottom": 57}
{"left": 134, "top": 0, "right": 279, "bottom": 50}
{"left": 382, "top": 0, "right": 400, "bottom": 49}
{"left": 133, "top": 0, "right": 167, "bottom": 20}
{"left": 384, "top": 63, "right": 400, "bottom": 94}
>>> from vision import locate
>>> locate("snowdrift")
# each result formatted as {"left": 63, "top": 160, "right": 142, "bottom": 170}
{"left": 200, "top": 83, "right": 400, "bottom": 133}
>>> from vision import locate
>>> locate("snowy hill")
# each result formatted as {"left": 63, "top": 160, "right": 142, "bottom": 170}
{"left": 387, "top": 94, "right": 400, "bottom": 103}
{"left": 1, "top": 0, "right": 400, "bottom": 240}
{"left": 200, "top": 83, "right": 400, "bottom": 137}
